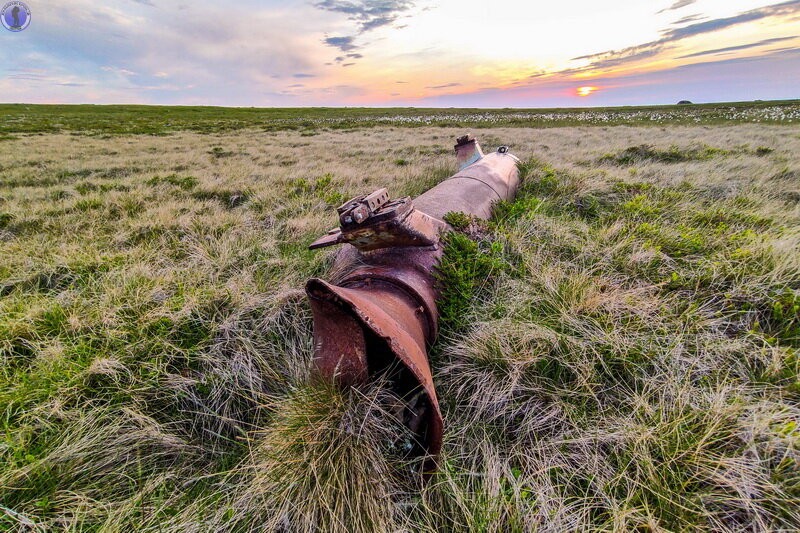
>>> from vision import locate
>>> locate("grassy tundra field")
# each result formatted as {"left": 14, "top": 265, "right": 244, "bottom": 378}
{"left": 1, "top": 102, "right": 799, "bottom": 531}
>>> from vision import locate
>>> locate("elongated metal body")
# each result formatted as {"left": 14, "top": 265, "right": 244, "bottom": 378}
{"left": 306, "top": 135, "right": 520, "bottom": 468}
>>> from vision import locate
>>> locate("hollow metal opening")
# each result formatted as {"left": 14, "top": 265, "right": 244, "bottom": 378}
{"left": 363, "top": 330, "right": 431, "bottom": 458}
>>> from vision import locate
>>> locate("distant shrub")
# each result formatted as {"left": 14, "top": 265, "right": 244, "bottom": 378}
{"left": 287, "top": 173, "right": 346, "bottom": 206}
{"left": 208, "top": 146, "right": 235, "bottom": 158}
{"left": 756, "top": 146, "right": 774, "bottom": 156}
{"left": 95, "top": 167, "right": 139, "bottom": 179}
{"left": 600, "top": 144, "right": 728, "bottom": 165}
{"left": 75, "top": 182, "right": 131, "bottom": 195}
{"left": 73, "top": 198, "right": 103, "bottom": 212}
{"left": 146, "top": 174, "right": 198, "bottom": 190}
{"left": 57, "top": 168, "right": 92, "bottom": 180}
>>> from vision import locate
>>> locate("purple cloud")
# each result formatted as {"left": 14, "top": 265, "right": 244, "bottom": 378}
{"left": 678, "top": 36, "right": 797, "bottom": 58}
{"left": 314, "top": 0, "right": 415, "bottom": 33}
{"left": 658, "top": 0, "right": 696, "bottom": 14}
{"left": 425, "top": 82, "right": 461, "bottom": 89}
{"left": 324, "top": 35, "right": 359, "bottom": 52}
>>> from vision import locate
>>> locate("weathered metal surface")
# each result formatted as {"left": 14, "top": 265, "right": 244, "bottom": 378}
{"left": 337, "top": 187, "right": 390, "bottom": 225}
{"left": 310, "top": 196, "right": 447, "bottom": 252}
{"left": 413, "top": 150, "right": 521, "bottom": 220}
{"left": 306, "top": 290, "right": 368, "bottom": 386}
{"left": 305, "top": 136, "right": 520, "bottom": 470}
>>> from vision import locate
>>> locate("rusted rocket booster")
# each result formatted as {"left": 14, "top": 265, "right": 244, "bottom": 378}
{"left": 306, "top": 135, "right": 520, "bottom": 466}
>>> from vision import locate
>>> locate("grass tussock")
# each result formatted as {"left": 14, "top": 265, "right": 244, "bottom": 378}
{"left": 213, "top": 382, "right": 413, "bottom": 532}
{"left": 1, "top": 121, "right": 799, "bottom": 530}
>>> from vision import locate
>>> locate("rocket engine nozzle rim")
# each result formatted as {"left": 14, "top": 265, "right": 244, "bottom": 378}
{"left": 338, "top": 268, "right": 440, "bottom": 343}
{"left": 305, "top": 277, "right": 444, "bottom": 465}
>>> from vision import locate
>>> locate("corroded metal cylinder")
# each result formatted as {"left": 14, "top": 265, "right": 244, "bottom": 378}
{"left": 305, "top": 135, "right": 520, "bottom": 468}
{"left": 415, "top": 151, "right": 520, "bottom": 220}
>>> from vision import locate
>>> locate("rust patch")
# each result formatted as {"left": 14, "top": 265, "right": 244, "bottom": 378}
{"left": 310, "top": 197, "right": 446, "bottom": 252}
{"left": 306, "top": 288, "right": 368, "bottom": 386}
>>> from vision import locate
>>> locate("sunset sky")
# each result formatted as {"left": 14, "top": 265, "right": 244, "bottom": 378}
{"left": 1, "top": 0, "right": 799, "bottom": 107}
